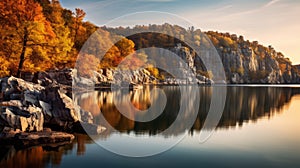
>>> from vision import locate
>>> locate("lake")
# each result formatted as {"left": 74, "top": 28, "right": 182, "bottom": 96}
{"left": 1, "top": 86, "right": 300, "bottom": 168}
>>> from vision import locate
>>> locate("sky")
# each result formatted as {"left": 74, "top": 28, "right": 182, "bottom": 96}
{"left": 60, "top": 0, "right": 300, "bottom": 64}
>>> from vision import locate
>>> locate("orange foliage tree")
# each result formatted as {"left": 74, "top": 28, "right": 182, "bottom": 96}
{"left": 0, "top": 0, "right": 55, "bottom": 77}
{"left": 100, "top": 38, "right": 136, "bottom": 68}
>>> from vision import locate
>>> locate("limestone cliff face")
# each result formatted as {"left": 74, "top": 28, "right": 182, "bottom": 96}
{"left": 104, "top": 25, "right": 300, "bottom": 84}
{"left": 71, "top": 43, "right": 299, "bottom": 85}
{"left": 159, "top": 42, "right": 300, "bottom": 84}
{"left": 206, "top": 32, "right": 300, "bottom": 84}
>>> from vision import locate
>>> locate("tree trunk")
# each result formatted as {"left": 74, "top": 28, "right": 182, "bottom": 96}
{"left": 17, "top": 30, "right": 28, "bottom": 78}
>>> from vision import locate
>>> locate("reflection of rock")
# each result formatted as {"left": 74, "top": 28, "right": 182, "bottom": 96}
{"left": 71, "top": 121, "right": 106, "bottom": 135}
{"left": 77, "top": 86, "right": 299, "bottom": 138}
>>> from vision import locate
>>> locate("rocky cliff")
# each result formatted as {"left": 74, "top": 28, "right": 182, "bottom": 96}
{"left": 87, "top": 43, "right": 300, "bottom": 85}
{"left": 206, "top": 31, "right": 300, "bottom": 84}
{"left": 104, "top": 25, "right": 300, "bottom": 84}
{"left": 17, "top": 42, "right": 300, "bottom": 86}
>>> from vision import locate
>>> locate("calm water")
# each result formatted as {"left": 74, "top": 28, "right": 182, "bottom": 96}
{"left": 1, "top": 86, "right": 300, "bottom": 168}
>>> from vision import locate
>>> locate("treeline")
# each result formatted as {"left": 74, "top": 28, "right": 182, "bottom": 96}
{"left": 104, "top": 24, "right": 299, "bottom": 80}
{"left": 104, "top": 23, "right": 292, "bottom": 62}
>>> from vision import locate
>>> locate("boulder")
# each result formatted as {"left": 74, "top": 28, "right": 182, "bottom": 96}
{"left": 39, "top": 87, "right": 80, "bottom": 123}
{"left": 0, "top": 76, "right": 105, "bottom": 135}
{"left": 34, "top": 69, "right": 74, "bottom": 86}
{"left": 0, "top": 102, "right": 44, "bottom": 132}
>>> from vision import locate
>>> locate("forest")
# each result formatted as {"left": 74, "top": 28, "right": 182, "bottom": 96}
{"left": 0, "top": 0, "right": 140, "bottom": 78}
{"left": 0, "top": 0, "right": 298, "bottom": 82}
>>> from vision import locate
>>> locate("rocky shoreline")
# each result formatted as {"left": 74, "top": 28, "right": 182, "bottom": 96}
{"left": 0, "top": 74, "right": 105, "bottom": 148}
{"left": 0, "top": 66, "right": 211, "bottom": 148}
{"left": 1, "top": 62, "right": 300, "bottom": 148}
{"left": 18, "top": 45, "right": 300, "bottom": 86}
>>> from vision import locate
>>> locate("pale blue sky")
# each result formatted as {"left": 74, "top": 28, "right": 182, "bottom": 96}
{"left": 60, "top": 0, "right": 300, "bottom": 64}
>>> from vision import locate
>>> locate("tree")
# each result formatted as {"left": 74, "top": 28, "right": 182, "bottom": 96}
{"left": 0, "top": 0, "right": 55, "bottom": 77}
{"left": 100, "top": 45, "right": 121, "bottom": 68}
{"left": 100, "top": 38, "right": 136, "bottom": 68}
{"left": 45, "top": 0, "right": 73, "bottom": 68}
{"left": 115, "top": 38, "right": 135, "bottom": 58}
{"left": 73, "top": 8, "right": 86, "bottom": 50}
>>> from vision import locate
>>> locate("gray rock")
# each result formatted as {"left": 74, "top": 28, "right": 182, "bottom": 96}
{"left": 0, "top": 105, "right": 44, "bottom": 132}
{"left": 0, "top": 76, "right": 105, "bottom": 134}
{"left": 39, "top": 87, "right": 80, "bottom": 123}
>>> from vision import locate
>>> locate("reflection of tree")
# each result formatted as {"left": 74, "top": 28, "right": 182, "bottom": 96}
{"left": 77, "top": 86, "right": 299, "bottom": 137}
{"left": 1, "top": 87, "right": 299, "bottom": 167}
{"left": 217, "top": 87, "right": 296, "bottom": 128}
{"left": 0, "top": 145, "right": 70, "bottom": 167}
{"left": 0, "top": 134, "right": 94, "bottom": 167}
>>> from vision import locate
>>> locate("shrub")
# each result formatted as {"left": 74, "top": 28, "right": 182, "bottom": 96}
{"left": 197, "top": 70, "right": 213, "bottom": 79}
{"left": 146, "top": 66, "right": 165, "bottom": 80}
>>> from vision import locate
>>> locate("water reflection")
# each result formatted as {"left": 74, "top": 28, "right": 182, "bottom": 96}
{"left": 0, "top": 134, "right": 93, "bottom": 168}
{"left": 75, "top": 86, "right": 300, "bottom": 136}
{"left": 1, "top": 86, "right": 300, "bottom": 167}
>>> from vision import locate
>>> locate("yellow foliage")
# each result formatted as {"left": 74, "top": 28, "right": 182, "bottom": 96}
{"left": 0, "top": 57, "right": 10, "bottom": 77}
{"left": 146, "top": 66, "right": 164, "bottom": 80}
{"left": 197, "top": 70, "right": 213, "bottom": 79}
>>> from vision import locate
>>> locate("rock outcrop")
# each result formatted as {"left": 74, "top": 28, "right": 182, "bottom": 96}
{"left": 0, "top": 76, "right": 105, "bottom": 136}
{"left": 71, "top": 44, "right": 299, "bottom": 85}
{"left": 206, "top": 32, "right": 300, "bottom": 84}
{"left": 103, "top": 25, "right": 300, "bottom": 84}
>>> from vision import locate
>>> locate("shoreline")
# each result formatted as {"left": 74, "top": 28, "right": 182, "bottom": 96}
{"left": 1, "top": 69, "right": 300, "bottom": 148}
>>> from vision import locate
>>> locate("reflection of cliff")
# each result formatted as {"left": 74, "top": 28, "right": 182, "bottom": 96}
{"left": 193, "top": 87, "right": 299, "bottom": 131}
{"left": 75, "top": 86, "right": 300, "bottom": 137}
{"left": 0, "top": 134, "right": 93, "bottom": 167}
{"left": 3, "top": 87, "right": 298, "bottom": 167}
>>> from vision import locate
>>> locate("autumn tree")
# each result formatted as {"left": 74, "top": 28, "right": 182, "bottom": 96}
{"left": 100, "top": 38, "right": 136, "bottom": 68}
{"left": 61, "top": 7, "right": 88, "bottom": 64}
{"left": 0, "top": 0, "right": 55, "bottom": 77}
{"left": 72, "top": 8, "right": 86, "bottom": 50}
{"left": 44, "top": 0, "right": 73, "bottom": 68}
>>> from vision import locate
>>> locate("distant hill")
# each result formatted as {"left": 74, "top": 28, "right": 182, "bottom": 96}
{"left": 103, "top": 24, "right": 300, "bottom": 83}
